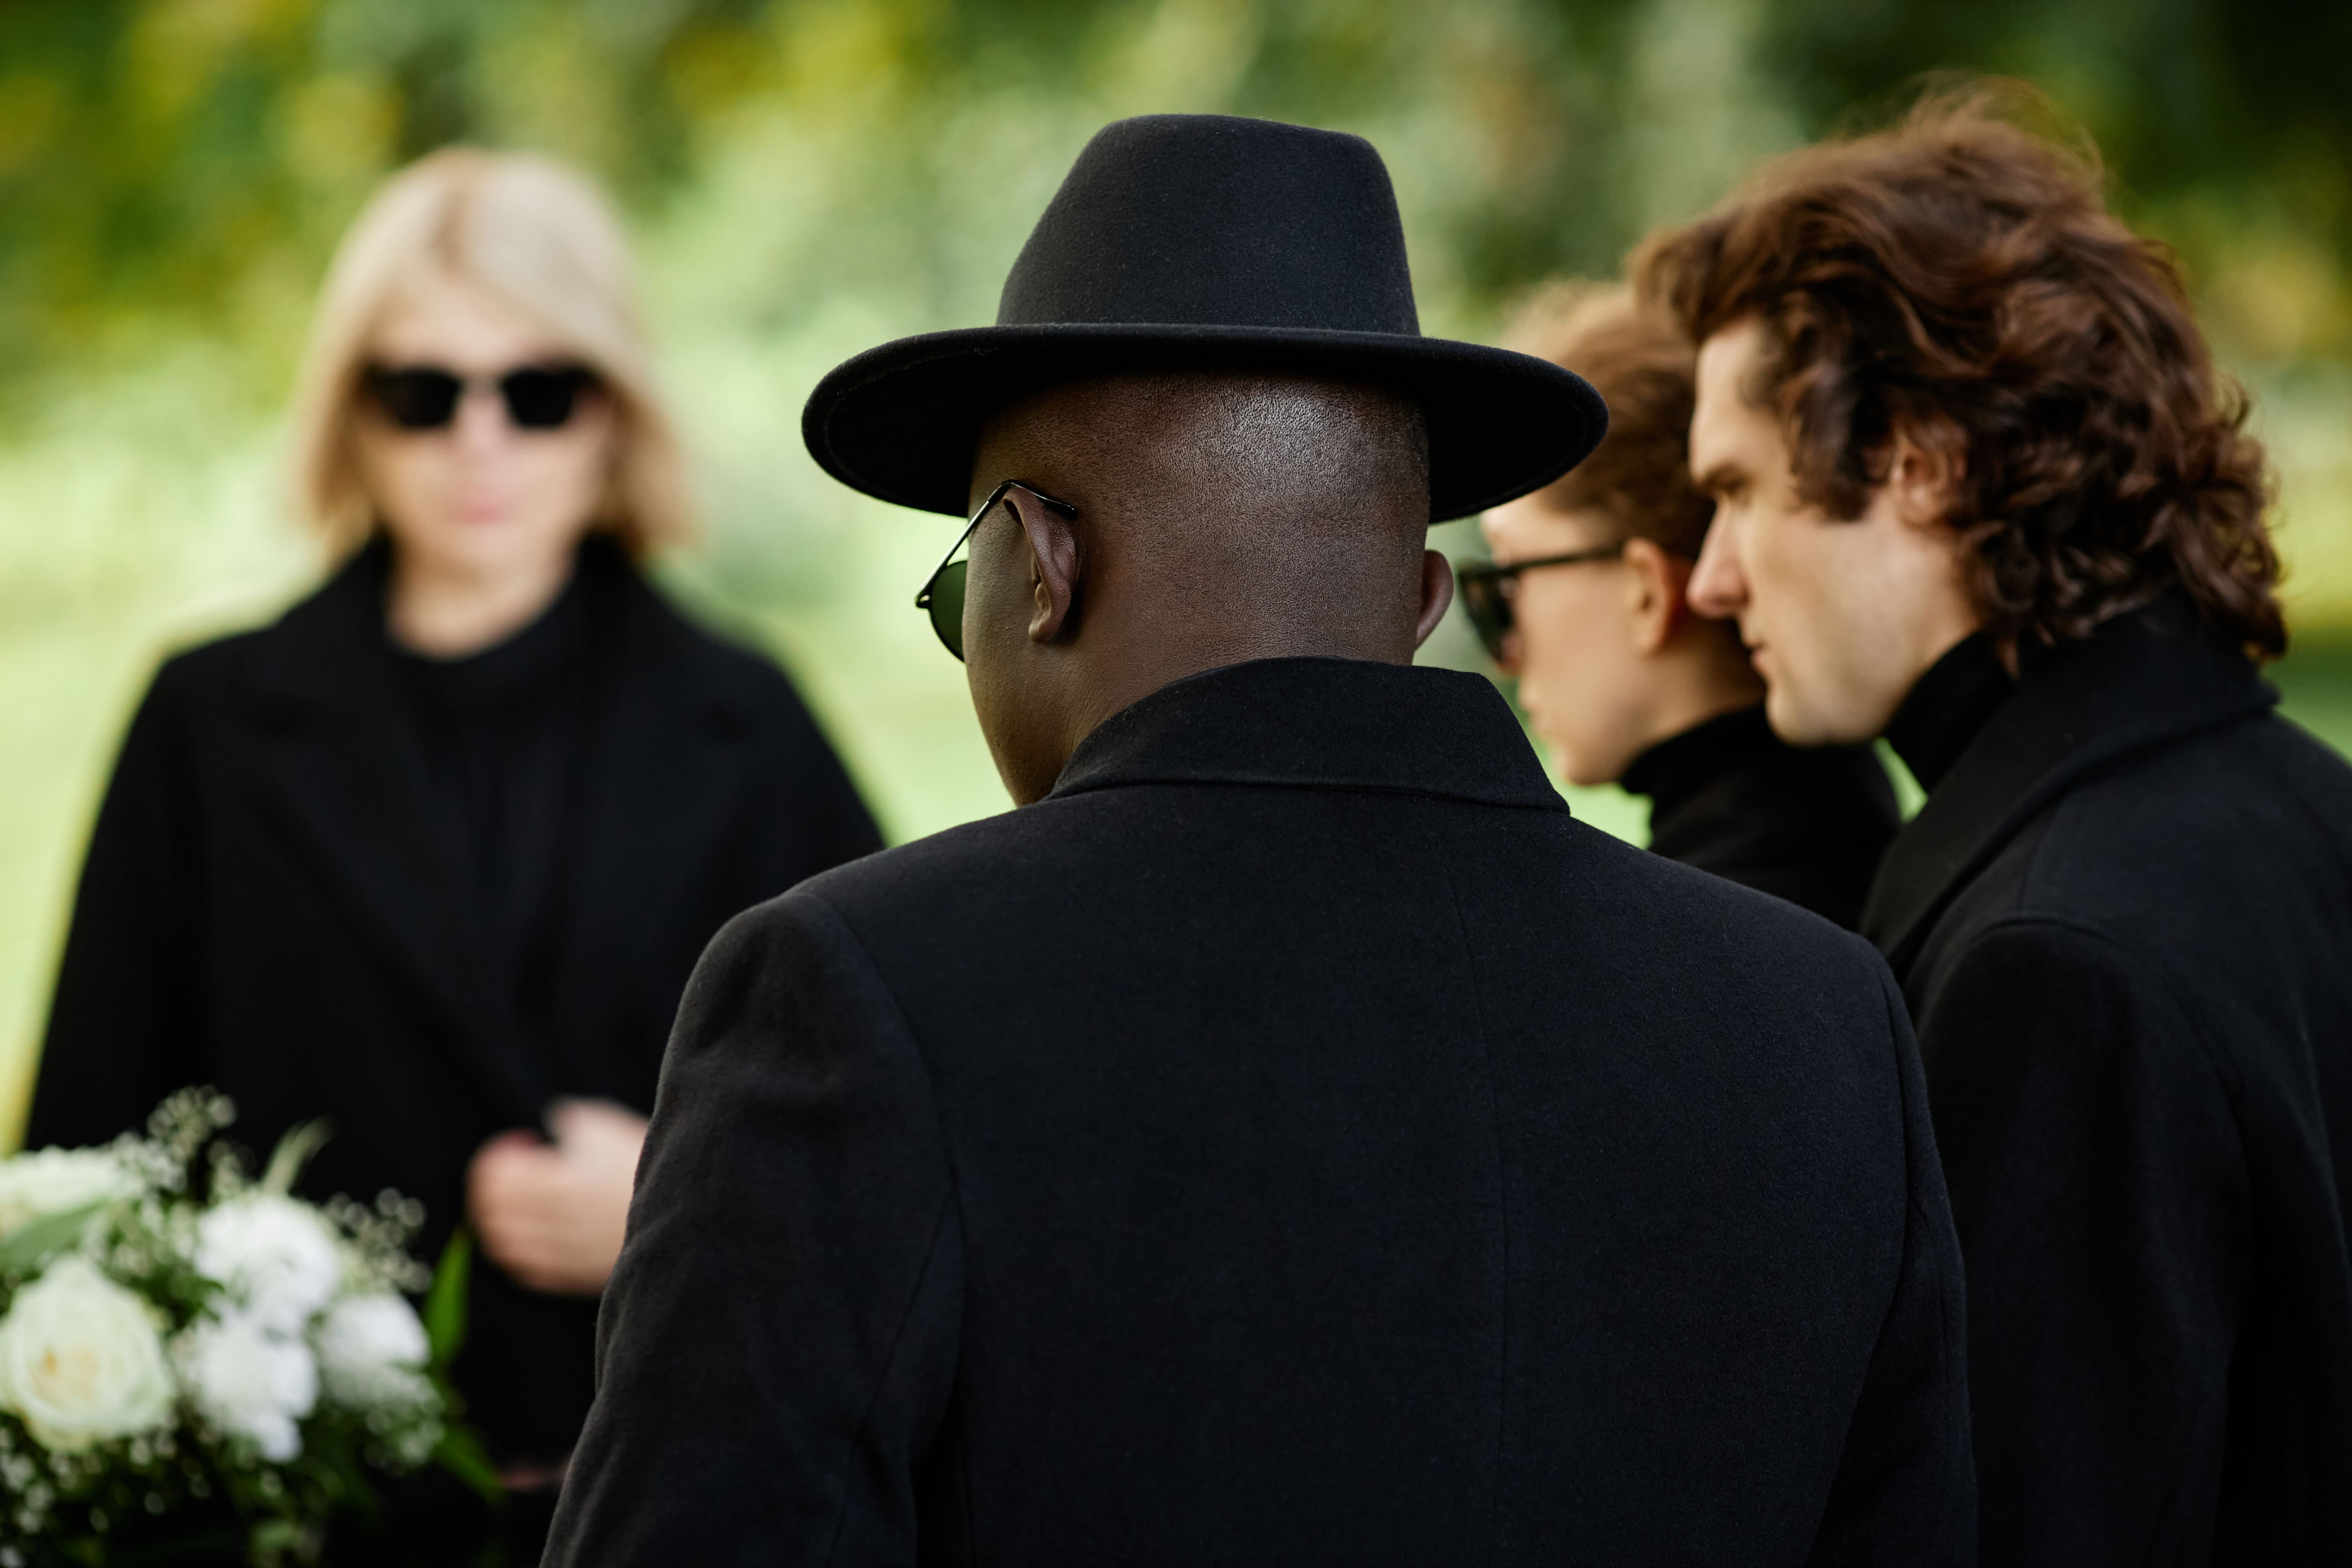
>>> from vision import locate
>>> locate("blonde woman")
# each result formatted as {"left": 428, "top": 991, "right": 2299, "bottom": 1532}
{"left": 27, "top": 150, "right": 880, "bottom": 1549}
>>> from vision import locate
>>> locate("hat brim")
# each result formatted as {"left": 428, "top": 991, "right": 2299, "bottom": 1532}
{"left": 801, "top": 323, "right": 1608, "bottom": 523}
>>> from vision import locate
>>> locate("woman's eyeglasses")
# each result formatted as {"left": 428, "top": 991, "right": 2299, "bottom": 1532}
{"left": 1455, "top": 542, "right": 1628, "bottom": 661}
{"left": 916, "top": 480, "right": 1080, "bottom": 662}
{"left": 364, "top": 364, "right": 597, "bottom": 432}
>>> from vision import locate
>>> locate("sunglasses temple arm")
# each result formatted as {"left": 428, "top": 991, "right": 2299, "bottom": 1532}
{"left": 917, "top": 508, "right": 993, "bottom": 609}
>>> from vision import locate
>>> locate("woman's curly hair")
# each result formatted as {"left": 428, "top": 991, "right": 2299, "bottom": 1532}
{"left": 1633, "top": 85, "right": 2284, "bottom": 660}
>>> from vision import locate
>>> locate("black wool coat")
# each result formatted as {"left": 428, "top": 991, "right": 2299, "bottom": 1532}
{"left": 548, "top": 656, "right": 1975, "bottom": 1566}
{"left": 1861, "top": 596, "right": 2352, "bottom": 1564}
{"left": 26, "top": 540, "right": 882, "bottom": 1461}
{"left": 1623, "top": 704, "right": 1901, "bottom": 929}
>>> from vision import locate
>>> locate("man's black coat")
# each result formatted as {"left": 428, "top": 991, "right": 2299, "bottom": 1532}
{"left": 1861, "top": 597, "right": 2352, "bottom": 1563}
{"left": 548, "top": 657, "right": 1974, "bottom": 1565}
{"left": 25, "top": 540, "right": 881, "bottom": 1460}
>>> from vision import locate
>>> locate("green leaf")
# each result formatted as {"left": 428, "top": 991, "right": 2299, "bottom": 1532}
{"left": 432, "top": 1419, "right": 506, "bottom": 1506}
{"left": 424, "top": 1227, "right": 474, "bottom": 1367}
{"left": 0, "top": 1201, "right": 105, "bottom": 1274}
{"left": 260, "top": 1118, "right": 332, "bottom": 1195}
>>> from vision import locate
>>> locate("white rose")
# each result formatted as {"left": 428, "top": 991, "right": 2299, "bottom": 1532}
{"left": 0, "top": 1256, "right": 175, "bottom": 1451}
{"left": 314, "top": 1293, "right": 431, "bottom": 1411}
{"left": 175, "top": 1313, "right": 316, "bottom": 1463}
{"left": 194, "top": 1195, "right": 343, "bottom": 1334}
{"left": 0, "top": 1148, "right": 143, "bottom": 1237}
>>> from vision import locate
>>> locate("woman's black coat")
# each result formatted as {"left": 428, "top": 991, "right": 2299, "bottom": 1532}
{"left": 1861, "top": 595, "right": 2352, "bottom": 1564}
{"left": 25, "top": 539, "right": 882, "bottom": 1460}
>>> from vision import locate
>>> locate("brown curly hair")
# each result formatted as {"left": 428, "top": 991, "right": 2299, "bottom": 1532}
{"left": 1633, "top": 85, "right": 2284, "bottom": 660}
{"left": 1503, "top": 282, "right": 1717, "bottom": 557}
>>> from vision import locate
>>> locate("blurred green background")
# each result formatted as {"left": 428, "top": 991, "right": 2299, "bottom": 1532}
{"left": 5, "top": 0, "right": 2351, "bottom": 1146}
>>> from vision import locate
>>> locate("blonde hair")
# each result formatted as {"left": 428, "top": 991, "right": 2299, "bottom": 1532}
{"left": 286, "top": 148, "right": 692, "bottom": 556}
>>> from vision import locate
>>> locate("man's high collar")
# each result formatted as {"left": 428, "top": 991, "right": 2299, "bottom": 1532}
{"left": 1048, "top": 657, "right": 1567, "bottom": 813}
{"left": 1883, "top": 632, "right": 2016, "bottom": 795}
{"left": 1861, "top": 592, "right": 2276, "bottom": 968}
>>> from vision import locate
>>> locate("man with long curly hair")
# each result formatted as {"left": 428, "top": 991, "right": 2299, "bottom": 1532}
{"left": 1640, "top": 89, "right": 2352, "bottom": 1563}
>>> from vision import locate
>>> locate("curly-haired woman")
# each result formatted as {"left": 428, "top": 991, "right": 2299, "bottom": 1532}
{"left": 25, "top": 150, "right": 882, "bottom": 1557}
{"left": 1640, "top": 85, "right": 2352, "bottom": 1564}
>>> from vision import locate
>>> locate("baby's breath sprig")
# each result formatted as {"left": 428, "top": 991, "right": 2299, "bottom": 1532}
{"left": 322, "top": 1191, "right": 433, "bottom": 1294}
{"left": 142, "top": 1088, "right": 237, "bottom": 1182}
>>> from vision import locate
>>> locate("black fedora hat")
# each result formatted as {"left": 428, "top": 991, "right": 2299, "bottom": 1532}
{"left": 802, "top": 114, "right": 1606, "bottom": 522}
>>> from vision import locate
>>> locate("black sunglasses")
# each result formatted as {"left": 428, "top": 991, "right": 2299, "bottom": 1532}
{"left": 916, "top": 480, "right": 1080, "bottom": 662}
{"left": 365, "top": 363, "right": 597, "bottom": 431}
{"left": 1455, "top": 542, "right": 1629, "bottom": 662}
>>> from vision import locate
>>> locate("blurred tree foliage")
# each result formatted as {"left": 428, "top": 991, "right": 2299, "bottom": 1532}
{"left": 2, "top": 0, "right": 2349, "bottom": 1144}
{"left": 0, "top": 0, "right": 2342, "bottom": 403}
{"left": 1759, "top": 0, "right": 2352, "bottom": 363}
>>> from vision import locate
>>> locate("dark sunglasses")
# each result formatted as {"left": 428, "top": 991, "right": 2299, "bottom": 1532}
{"left": 364, "top": 363, "right": 597, "bottom": 431}
{"left": 916, "top": 480, "right": 1080, "bottom": 662}
{"left": 1455, "top": 542, "right": 1628, "bottom": 662}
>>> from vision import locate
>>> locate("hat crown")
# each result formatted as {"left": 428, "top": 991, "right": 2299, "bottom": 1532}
{"left": 996, "top": 115, "right": 1421, "bottom": 337}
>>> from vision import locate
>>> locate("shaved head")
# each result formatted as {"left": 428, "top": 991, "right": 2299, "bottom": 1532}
{"left": 961, "top": 371, "right": 1446, "bottom": 802}
{"left": 981, "top": 372, "right": 1429, "bottom": 638}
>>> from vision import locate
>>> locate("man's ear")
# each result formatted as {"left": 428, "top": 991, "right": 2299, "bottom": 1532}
{"left": 1412, "top": 549, "right": 1455, "bottom": 650}
{"left": 1621, "top": 538, "right": 1696, "bottom": 656}
{"left": 1008, "top": 489, "right": 1083, "bottom": 644}
{"left": 1885, "top": 421, "right": 1966, "bottom": 529}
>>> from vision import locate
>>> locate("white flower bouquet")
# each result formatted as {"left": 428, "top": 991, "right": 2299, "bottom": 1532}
{"left": 0, "top": 1090, "right": 491, "bottom": 1565}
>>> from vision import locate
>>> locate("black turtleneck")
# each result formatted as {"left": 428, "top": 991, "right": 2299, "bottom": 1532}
{"left": 1883, "top": 631, "right": 2016, "bottom": 794}
{"left": 1620, "top": 704, "right": 1903, "bottom": 930}
{"left": 392, "top": 546, "right": 604, "bottom": 1069}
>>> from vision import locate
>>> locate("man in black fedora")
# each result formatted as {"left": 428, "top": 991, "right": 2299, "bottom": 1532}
{"left": 546, "top": 114, "right": 1975, "bottom": 1564}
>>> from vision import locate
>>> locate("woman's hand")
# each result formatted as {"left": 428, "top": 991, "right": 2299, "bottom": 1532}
{"left": 466, "top": 1098, "right": 649, "bottom": 1296}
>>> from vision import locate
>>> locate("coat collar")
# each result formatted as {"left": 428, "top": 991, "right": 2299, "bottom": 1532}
{"left": 1860, "top": 593, "right": 2277, "bottom": 972}
{"left": 536, "top": 560, "right": 749, "bottom": 1088}
{"left": 1049, "top": 656, "right": 1567, "bottom": 811}
{"left": 253, "top": 541, "right": 529, "bottom": 1115}
{"left": 248, "top": 537, "right": 748, "bottom": 1121}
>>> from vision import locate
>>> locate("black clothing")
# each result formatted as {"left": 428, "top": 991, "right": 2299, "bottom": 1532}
{"left": 1861, "top": 595, "right": 2352, "bottom": 1564}
{"left": 1623, "top": 703, "right": 1901, "bottom": 929}
{"left": 803, "top": 115, "right": 1604, "bottom": 522}
{"left": 393, "top": 565, "right": 596, "bottom": 1081}
{"left": 28, "top": 537, "right": 882, "bottom": 1465}
{"left": 1883, "top": 634, "right": 2016, "bottom": 794}
{"left": 549, "top": 656, "right": 1974, "bottom": 1565}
